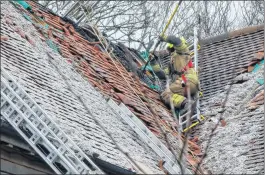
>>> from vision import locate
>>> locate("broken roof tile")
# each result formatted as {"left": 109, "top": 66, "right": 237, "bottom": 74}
{"left": 254, "top": 51, "right": 264, "bottom": 60}
{"left": 10, "top": 1, "right": 204, "bottom": 172}
{"left": 198, "top": 26, "right": 264, "bottom": 101}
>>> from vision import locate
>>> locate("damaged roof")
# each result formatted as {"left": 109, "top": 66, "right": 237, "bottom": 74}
{"left": 0, "top": 0, "right": 204, "bottom": 174}
{"left": 26, "top": 1, "right": 174, "bottom": 137}
{"left": 198, "top": 24, "right": 264, "bottom": 101}
{"left": 0, "top": 2, "right": 164, "bottom": 173}
{"left": 193, "top": 25, "right": 264, "bottom": 174}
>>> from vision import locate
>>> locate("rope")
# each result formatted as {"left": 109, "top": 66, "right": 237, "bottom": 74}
{"left": 63, "top": 2, "right": 201, "bottom": 173}
{"left": 13, "top": 1, "right": 200, "bottom": 173}
{"left": 77, "top": 3, "right": 204, "bottom": 173}
{"left": 88, "top": 20, "right": 191, "bottom": 174}
{"left": 46, "top": 52, "right": 146, "bottom": 174}
{"left": 10, "top": 3, "right": 146, "bottom": 173}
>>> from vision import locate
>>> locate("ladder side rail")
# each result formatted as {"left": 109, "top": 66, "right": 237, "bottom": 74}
{"left": 1, "top": 78, "right": 88, "bottom": 174}
{"left": 119, "top": 103, "right": 174, "bottom": 157}
{"left": 193, "top": 26, "right": 201, "bottom": 121}
{"left": 107, "top": 99, "right": 181, "bottom": 174}
{"left": 179, "top": 114, "right": 198, "bottom": 131}
{"left": 1, "top": 69, "right": 102, "bottom": 173}
{"left": 110, "top": 100, "right": 172, "bottom": 160}
{"left": 118, "top": 102, "right": 193, "bottom": 174}
{"left": 1, "top": 70, "right": 102, "bottom": 174}
{"left": 1, "top": 80, "right": 78, "bottom": 174}
{"left": 0, "top": 107, "right": 65, "bottom": 174}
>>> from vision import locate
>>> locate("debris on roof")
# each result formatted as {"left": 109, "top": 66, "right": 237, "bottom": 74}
{"left": 20, "top": 1, "right": 171, "bottom": 137}
{"left": 198, "top": 25, "right": 264, "bottom": 102}
{"left": 247, "top": 90, "right": 264, "bottom": 110}
{"left": 0, "top": 1, "right": 164, "bottom": 173}
{"left": 1, "top": 0, "right": 204, "bottom": 174}
{"left": 192, "top": 26, "right": 264, "bottom": 174}
{"left": 0, "top": 35, "right": 9, "bottom": 41}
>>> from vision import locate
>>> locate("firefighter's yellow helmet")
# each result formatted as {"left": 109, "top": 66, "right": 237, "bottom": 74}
{"left": 167, "top": 43, "right": 174, "bottom": 49}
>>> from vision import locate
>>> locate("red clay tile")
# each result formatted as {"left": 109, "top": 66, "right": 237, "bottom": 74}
{"left": 0, "top": 35, "right": 9, "bottom": 41}
{"left": 220, "top": 119, "right": 226, "bottom": 127}
{"left": 254, "top": 51, "right": 264, "bottom": 60}
{"left": 23, "top": 2, "right": 204, "bottom": 168}
{"left": 247, "top": 66, "right": 255, "bottom": 72}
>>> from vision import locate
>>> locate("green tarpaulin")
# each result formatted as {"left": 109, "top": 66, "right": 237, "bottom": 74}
{"left": 16, "top": 0, "right": 31, "bottom": 10}
{"left": 251, "top": 59, "right": 264, "bottom": 85}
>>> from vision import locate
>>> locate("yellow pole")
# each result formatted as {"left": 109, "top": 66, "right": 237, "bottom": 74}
{"left": 142, "top": 0, "right": 183, "bottom": 72}
{"left": 161, "top": 0, "right": 183, "bottom": 37}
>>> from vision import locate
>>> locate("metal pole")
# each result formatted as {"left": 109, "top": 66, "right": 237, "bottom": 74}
{"left": 142, "top": 0, "right": 183, "bottom": 72}
{"left": 194, "top": 27, "right": 198, "bottom": 71}
{"left": 194, "top": 26, "right": 200, "bottom": 120}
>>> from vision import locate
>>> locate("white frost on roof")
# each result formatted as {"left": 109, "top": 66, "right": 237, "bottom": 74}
{"left": 0, "top": 1, "right": 164, "bottom": 174}
{"left": 196, "top": 63, "right": 264, "bottom": 174}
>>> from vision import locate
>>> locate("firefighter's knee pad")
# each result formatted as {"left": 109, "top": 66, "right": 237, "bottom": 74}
{"left": 172, "top": 94, "right": 185, "bottom": 108}
{"left": 161, "top": 90, "right": 172, "bottom": 102}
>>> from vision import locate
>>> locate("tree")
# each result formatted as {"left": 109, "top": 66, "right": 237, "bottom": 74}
{"left": 38, "top": 1, "right": 264, "bottom": 51}
{"left": 240, "top": 1, "right": 264, "bottom": 26}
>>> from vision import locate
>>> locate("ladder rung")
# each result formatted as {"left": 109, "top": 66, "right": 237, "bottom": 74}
{"left": 1, "top": 69, "right": 103, "bottom": 174}
{"left": 178, "top": 110, "right": 200, "bottom": 131}
{"left": 1, "top": 85, "right": 79, "bottom": 174}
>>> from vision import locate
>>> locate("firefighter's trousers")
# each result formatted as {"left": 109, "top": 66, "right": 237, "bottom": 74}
{"left": 161, "top": 70, "right": 199, "bottom": 109}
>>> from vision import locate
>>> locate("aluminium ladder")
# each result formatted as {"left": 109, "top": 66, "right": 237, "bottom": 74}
{"left": 178, "top": 112, "right": 198, "bottom": 132}
{"left": 0, "top": 68, "right": 103, "bottom": 174}
{"left": 177, "top": 26, "right": 205, "bottom": 133}
{"left": 107, "top": 98, "right": 192, "bottom": 174}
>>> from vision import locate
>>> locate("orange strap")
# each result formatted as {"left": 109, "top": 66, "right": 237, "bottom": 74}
{"left": 181, "top": 60, "right": 193, "bottom": 95}
{"left": 181, "top": 60, "right": 193, "bottom": 72}
{"left": 181, "top": 60, "right": 193, "bottom": 83}
{"left": 181, "top": 74, "right": 187, "bottom": 83}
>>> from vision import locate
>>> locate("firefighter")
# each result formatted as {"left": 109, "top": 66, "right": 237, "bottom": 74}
{"left": 150, "top": 35, "right": 199, "bottom": 114}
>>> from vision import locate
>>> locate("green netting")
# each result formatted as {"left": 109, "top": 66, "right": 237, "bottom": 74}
{"left": 46, "top": 39, "right": 59, "bottom": 53}
{"left": 251, "top": 59, "right": 264, "bottom": 85}
{"left": 22, "top": 14, "right": 32, "bottom": 22}
{"left": 16, "top": 0, "right": 31, "bottom": 10}
{"left": 257, "top": 79, "right": 264, "bottom": 85}
{"left": 20, "top": 11, "right": 59, "bottom": 53}
{"left": 140, "top": 51, "right": 153, "bottom": 71}
{"left": 149, "top": 84, "right": 160, "bottom": 90}
{"left": 252, "top": 59, "right": 264, "bottom": 73}
{"left": 140, "top": 51, "right": 149, "bottom": 61}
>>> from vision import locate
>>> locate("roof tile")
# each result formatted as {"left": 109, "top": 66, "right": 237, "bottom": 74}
{"left": 254, "top": 51, "right": 264, "bottom": 60}
{"left": 199, "top": 27, "right": 264, "bottom": 101}
{"left": 16, "top": 1, "right": 205, "bottom": 171}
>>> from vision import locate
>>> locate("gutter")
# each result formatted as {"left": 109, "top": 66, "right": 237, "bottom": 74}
{"left": 1, "top": 122, "right": 136, "bottom": 175}
{"left": 92, "top": 155, "right": 136, "bottom": 175}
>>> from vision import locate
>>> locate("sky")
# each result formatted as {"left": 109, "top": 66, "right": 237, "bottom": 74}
{"left": 39, "top": 1, "right": 263, "bottom": 50}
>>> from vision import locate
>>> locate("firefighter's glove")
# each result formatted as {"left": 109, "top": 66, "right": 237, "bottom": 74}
{"left": 181, "top": 81, "right": 186, "bottom": 87}
{"left": 199, "top": 91, "right": 203, "bottom": 97}
{"left": 158, "top": 35, "right": 167, "bottom": 42}
{"left": 149, "top": 52, "right": 159, "bottom": 61}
